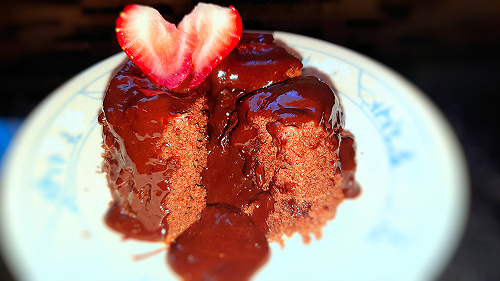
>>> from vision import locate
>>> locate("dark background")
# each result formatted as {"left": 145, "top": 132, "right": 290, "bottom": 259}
{"left": 1, "top": 0, "right": 499, "bottom": 280}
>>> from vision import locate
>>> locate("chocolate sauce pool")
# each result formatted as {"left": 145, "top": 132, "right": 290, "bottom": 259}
{"left": 168, "top": 204, "right": 269, "bottom": 281}
{"left": 101, "top": 33, "right": 359, "bottom": 280}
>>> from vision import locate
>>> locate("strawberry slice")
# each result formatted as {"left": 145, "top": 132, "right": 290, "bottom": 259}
{"left": 116, "top": 4, "right": 195, "bottom": 89}
{"left": 178, "top": 3, "right": 243, "bottom": 88}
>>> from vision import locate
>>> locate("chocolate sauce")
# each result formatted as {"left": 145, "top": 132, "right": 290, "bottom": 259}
{"left": 339, "top": 135, "right": 361, "bottom": 198}
{"left": 204, "top": 32, "right": 303, "bottom": 140}
{"left": 210, "top": 33, "right": 303, "bottom": 95}
{"left": 168, "top": 204, "right": 269, "bottom": 281}
{"left": 101, "top": 33, "right": 359, "bottom": 281}
{"left": 105, "top": 202, "right": 168, "bottom": 241}
{"left": 238, "top": 76, "right": 335, "bottom": 128}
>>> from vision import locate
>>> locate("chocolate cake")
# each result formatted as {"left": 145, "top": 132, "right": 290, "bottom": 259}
{"left": 101, "top": 32, "right": 358, "bottom": 280}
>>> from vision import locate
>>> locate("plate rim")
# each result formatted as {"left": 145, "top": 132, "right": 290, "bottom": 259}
{"left": 0, "top": 31, "right": 469, "bottom": 281}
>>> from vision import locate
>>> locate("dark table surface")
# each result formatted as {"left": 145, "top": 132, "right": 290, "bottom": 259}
{"left": 1, "top": 0, "right": 500, "bottom": 280}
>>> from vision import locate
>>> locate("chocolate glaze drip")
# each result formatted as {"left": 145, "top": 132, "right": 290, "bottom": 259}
{"left": 201, "top": 33, "right": 303, "bottom": 208}
{"left": 339, "top": 135, "right": 361, "bottom": 198}
{"left": 101, "top": 33, "right": 359, "bottom": 281}
{"left": 101, "top": 60, "right": 202, "bottom": 240}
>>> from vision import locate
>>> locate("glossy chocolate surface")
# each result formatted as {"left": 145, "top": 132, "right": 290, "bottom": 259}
{"left": 230, "top": 76, "right": 338, "bottom": 164}
{"left": 101, "top": 61, "right": 202, "bottom": 241}
{"left": 210, "top": 33, "right": 303, "bottom": 95}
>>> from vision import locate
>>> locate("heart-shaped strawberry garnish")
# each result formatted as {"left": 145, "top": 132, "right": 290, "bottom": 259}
{"left": 116, "top": 3, "right": 242, "bottom": 91}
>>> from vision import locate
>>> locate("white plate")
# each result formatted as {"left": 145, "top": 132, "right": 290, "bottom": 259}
{"left": 0, "top": 32, "right": 468, "bottom": 281}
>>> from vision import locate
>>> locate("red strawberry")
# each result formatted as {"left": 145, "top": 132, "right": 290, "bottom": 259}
{"left": 116, "top": 4, "right": 195, "bottom": 89}
{"left": 178, "top": 3, "right": 243, "bottom": 88}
